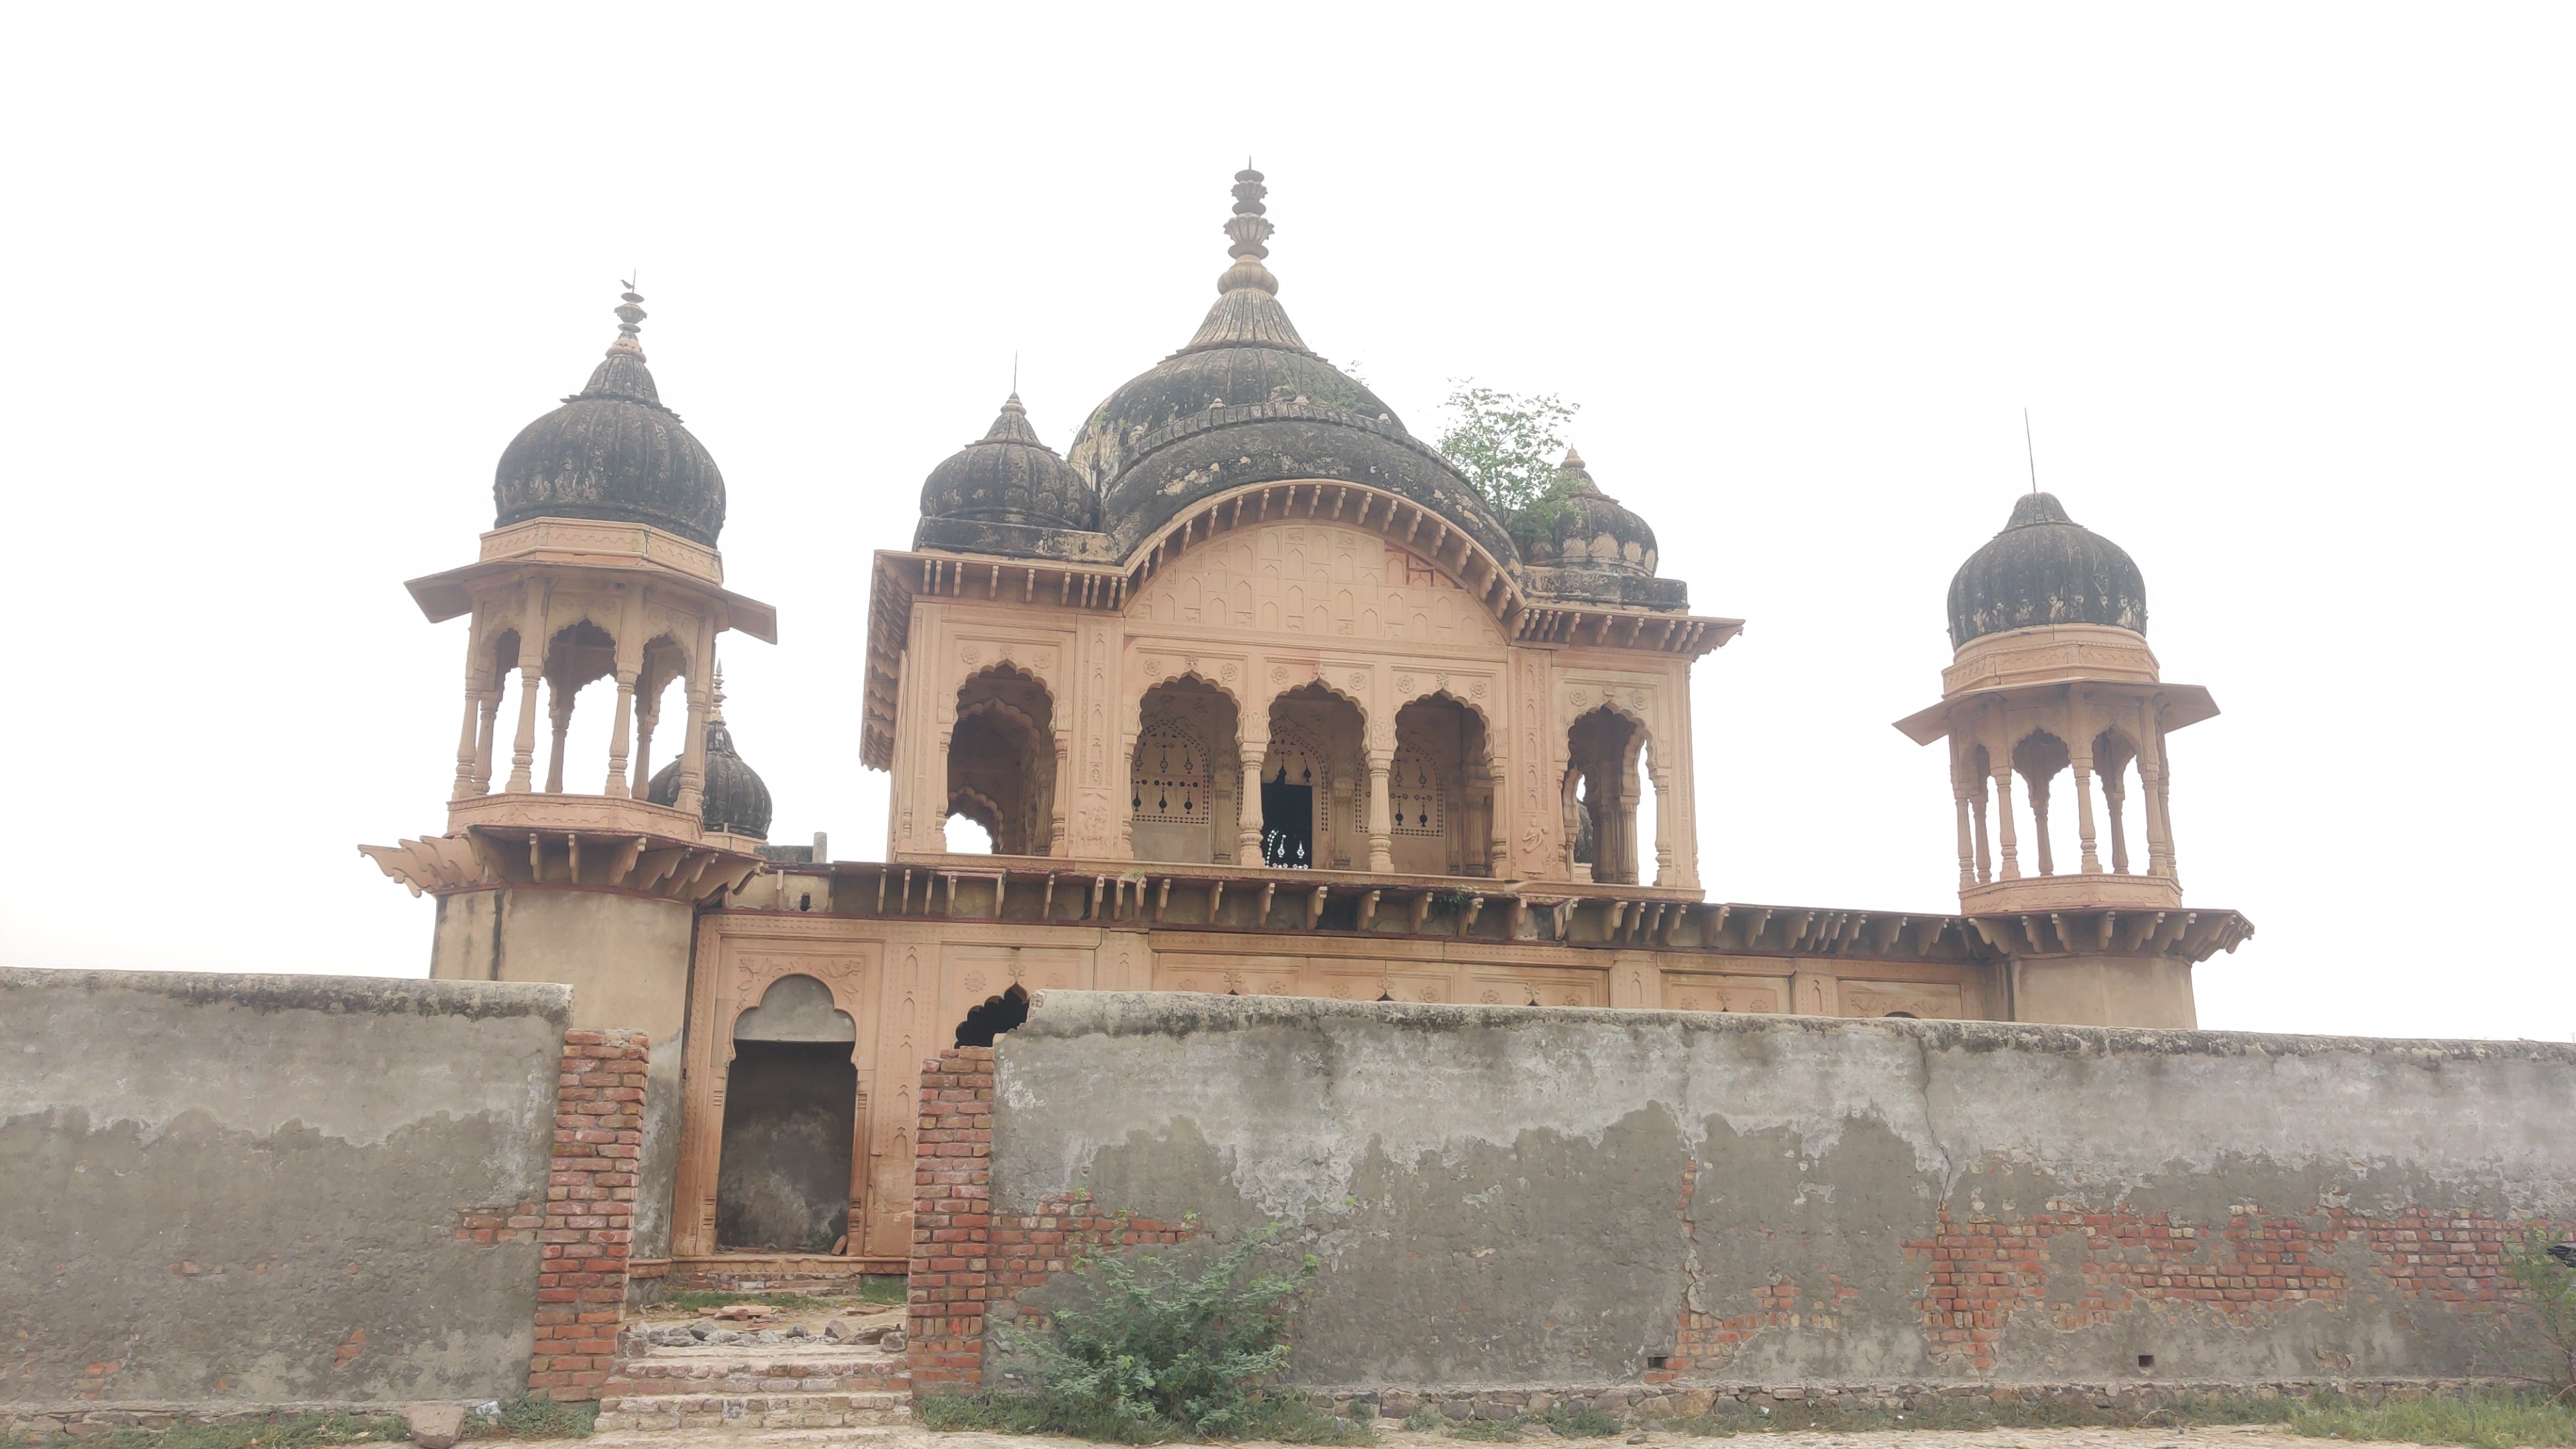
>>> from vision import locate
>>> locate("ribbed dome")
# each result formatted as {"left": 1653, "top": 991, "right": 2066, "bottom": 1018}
{"left": 1947, "top": 492, "right": 2147, "bottom": 649}
{"left": 647, "top": 688, "right": 772, "bottom": 839}
{"left": 918, "top": 394, "right": 1095, "bottom": 532}
{"left": 1515, "top": 449, "right": 1658, "bottom": 576}
{"left": 1069, "top": 168, "right": 1517, "bottom": 565}
{"left": 494, "top": 287, "right": 727, "bottom": 547}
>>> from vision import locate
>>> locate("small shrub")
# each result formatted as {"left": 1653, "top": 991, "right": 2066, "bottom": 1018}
{"left": 462, "top": 1397, "right": 596, "bottom": 1440}
{"left": 1403, "top": 1409, "right": 1444, "bottom": 1432}
{"left": 2500, "top": 1228, "right": 2576, "bottom": 1396}
{"left": 1010, "top": 1220, "right": 1316, "bottom": 1438}
{"left": 1444, "top": 1418, "right": 1520, "bottom": 1441}
{"left": 859, "top": 1274, "right": 908, "bottom": 1306}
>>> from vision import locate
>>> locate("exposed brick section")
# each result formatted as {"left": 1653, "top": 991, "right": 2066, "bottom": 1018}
{"left": 527, "top": 1027, "right": 649, "bottom": 1402}
{"left": 907, "top": 1049, "right": 996, "bottom": 1394}
{"left": 452, "top": 1200, "right": 542, "bottom": 1244}
{"left": 1901, "top": 1202, "right": 2546, "bottom": 1373}
{"left": 904, "top": 1047, "right": 1193, "bottom": 1401}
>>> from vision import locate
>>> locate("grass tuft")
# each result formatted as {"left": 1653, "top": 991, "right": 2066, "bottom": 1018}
{"left": 460, "top": 1396, "right": 596, "bottom": 1440}
{"left": 2288, "top": 1391, "right": 2576, "bottom": 1449}
{"left": 1, "top": 1411, "right": 405, "bottom": 1449}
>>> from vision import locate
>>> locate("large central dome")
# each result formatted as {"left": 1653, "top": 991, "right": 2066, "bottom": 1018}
{"left": 1069, "top": 169, "right": 1516, "bottom": 566}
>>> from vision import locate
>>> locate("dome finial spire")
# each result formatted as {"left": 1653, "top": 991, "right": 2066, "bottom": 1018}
{"left": 1218, "top": 164, "right": 1278, "bottom": 297}
{"left": 710, "top": 662, "right": 727, "bottom": 722}
{"left": 2023, "top": 407, "right": 2039, "bottom": 495}
{"left": 609, "top": 278, "right": 646, "bottom": 360}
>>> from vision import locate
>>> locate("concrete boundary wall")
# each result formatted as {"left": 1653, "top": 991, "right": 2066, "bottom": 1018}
{"left": 1, "top": 968, "right": 572, "bottom": 1409}
{"left": 917, "top": 991, "right": 2576, "bottom": 1398}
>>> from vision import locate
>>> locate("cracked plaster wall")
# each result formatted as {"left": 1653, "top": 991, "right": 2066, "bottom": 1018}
{"left": 989, "top": 991, "right": 2576, "bottom": 1389}
{"left": 1, "top": 968, "right": 569, "bottom": 1405}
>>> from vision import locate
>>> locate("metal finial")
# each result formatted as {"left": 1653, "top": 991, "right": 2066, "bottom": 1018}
{"left": 711, "top": 663, "right": 727, "bottom": 720}
{"left": 608, "top": 278, "right": 647, "bottom": 360}
{"left": 2023, "top": 409, "right": 2039, "bottom": 495}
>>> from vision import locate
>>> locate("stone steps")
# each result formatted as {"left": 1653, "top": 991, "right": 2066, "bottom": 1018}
{"left": 602, "top": 1358, "right": 908, "bottom": 1396}
{"left": 595, "top": 1338, "right": 911, "bottom": 1432}
{"left": 593, "top": 1391, "right": 910, "bottom": 1432}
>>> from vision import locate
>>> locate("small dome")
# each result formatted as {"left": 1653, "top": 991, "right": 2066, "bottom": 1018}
{"left": 647, "top": 683, "right": 772, "bottom": 839}
{"left": 1516, "top": 449, "right": 1658, "bottom": 576}
{"left": 494, "top": 287, "right": 727, "bottom": 547}
{"left": 918, "top": 394, "right": 1095, "bottom": 531}
{"left": 1947, "top": 492, "right": 2147, "bottom": 649}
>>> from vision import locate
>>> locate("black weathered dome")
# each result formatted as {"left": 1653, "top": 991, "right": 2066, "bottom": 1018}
{"left": 1515, "top": 449, "right": 1658, "bottom": 576}
{"left": 1947, "top": 492, "right": 2147, "bottom": 649}
{"left": 918, "top": 394, "right": 1095, "bottom": 532}
{"left": 647, "top": 708, "right": 773, "bottom": 839}
{"left": 1071, "top": 169, "right": 1517, "bottom": 565}
{"left": 494, "top": 288, "right": 727, "bottom": 547}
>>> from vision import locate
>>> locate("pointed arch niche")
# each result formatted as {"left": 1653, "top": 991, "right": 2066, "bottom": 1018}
{"left": 1390, "top": 693, "right": 1497, "bottom": 877}
{"left": 714, "top": 974, "right": 858, "bottom": 1253}
{"left": 1130, "top": 677, "right": 1240, "bottom": 864}
{"left": 947, "top": 665, "right": 1057, "bottom": 855}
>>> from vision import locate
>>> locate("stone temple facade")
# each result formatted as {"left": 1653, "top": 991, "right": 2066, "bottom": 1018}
{"left": 363, "top": 170, "right": 2251, "bottom": 1287}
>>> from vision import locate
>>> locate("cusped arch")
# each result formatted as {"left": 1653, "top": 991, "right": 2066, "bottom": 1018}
{"left": 1120, "top": 480, "right": 1527, "bottom": 634}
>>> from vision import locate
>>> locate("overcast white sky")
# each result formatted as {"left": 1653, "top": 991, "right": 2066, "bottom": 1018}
{"left": 3, "top": 5, "right": 2568, "bottom": 1040}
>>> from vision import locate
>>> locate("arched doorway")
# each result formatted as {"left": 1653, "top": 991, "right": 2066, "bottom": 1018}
{"left": 715, "top": 975, "right": 859, "bottom": 1253}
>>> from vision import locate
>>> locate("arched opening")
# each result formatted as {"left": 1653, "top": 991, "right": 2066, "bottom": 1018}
{"left": 1390, "top": 694, "right": 1495, "bottom": 876}
{"left": 947, "top": 667, "right": 1055, "bottom": 855}
{"left": 541, "top": 620, "right": 617, "bottom": 794}
{"left": 716, "top": 975, "right": 857, "bottom": 1254}
{"left": 955, "top": 982, "right": 1030, "bottom": 1047}
{"left": 1564, "top": 706, "right": 1647, "bottom": 885}
{"left": 1132, "top": 678, "right": 1240, "bottom": 864}
{"left": 2012, "top": 730, "right": 2072, "bottom": 877}
{"left": 629, "top": 633, "right": 688, "bottom": 799}
{"left": 1267, "top": 684, "right": 1364, "bottom": 869}
{"left": 2092, "top": 727, "right": 2141, "bottom": 875}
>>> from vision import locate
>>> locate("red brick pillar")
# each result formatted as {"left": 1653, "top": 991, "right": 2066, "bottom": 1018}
{"left": 527, "top": 1028, "right": 649, "bottom": 1401}
{"left": 906, "top": 1047, "right": 995, "bottom": 1398}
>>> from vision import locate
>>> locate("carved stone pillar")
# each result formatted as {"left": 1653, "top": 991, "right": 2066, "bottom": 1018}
{"left": 506, "top": 662, "right": 543, "bottom": 794}
{"left": 2026, "top": 769, "right": 2054, "bottom": 875}
{"left": 1237, "top": 743, "right": 1265, "bottom": 866}
{"left": 543, "top": 680, "right": 574, "bottom": 794}
{"left": 1970, "top": 779, "right": 1992, "bottom": 884}
{"left": 1487, "top": 758, "right": 1510, "bottom": 878}
{"left": 1953, "top": 786, "right": 1978, "bottom": 890}
{"left": 1050, "top": 730, "right": 1072, "bottom": 857}
{"left": 453, "top": 643, "right": 487, "bottom": 801}
{"left": 1991, "top": 766, "right": 2021, "bottom": 879}
{"left": 472, "top": 690, "right": 500, "bottom": 794}
{"left": 2072, "top": 760, "right": 2103, "bottom": 873}
{"left": 675, "top": 679, "right": 711, "bottom": 818}
{"left": 604, "top": 671, "right": 638, "bottom": 798}
{"left": 631, "top": 691, "right": 659, "bottom": 799}
{"left": 1364, "top": 748, "right": 1393, "bottom": 873}
{"left": 2104, "top": 770, "right": 2131, "bottom": 875}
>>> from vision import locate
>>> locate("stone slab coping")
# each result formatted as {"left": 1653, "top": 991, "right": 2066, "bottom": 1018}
{"left": 1015, "top": 986, "right": 2576, "bottom": 1063}
{"left": 0, "top": 966, "right": 571, "bottom": 1024}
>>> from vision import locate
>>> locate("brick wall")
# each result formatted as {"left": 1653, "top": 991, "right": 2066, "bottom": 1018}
{"left": 907, "top": 1048, "right": 996, "bottom": 1393}
{"left": 526, "top": 1028, "right": 649, "bottom": 1402}
{"left": 904, "top": 1046, "right": 1191, "bottom": 1401}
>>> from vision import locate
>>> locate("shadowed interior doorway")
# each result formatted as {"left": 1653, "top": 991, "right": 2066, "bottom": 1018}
{"left": 716, "top": 974, "right": 857, "bottom": 1252}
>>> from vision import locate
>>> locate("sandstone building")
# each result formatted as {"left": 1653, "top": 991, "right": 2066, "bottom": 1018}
{"left": 364, "top": 169, "right": 2250, "bottom": 1287}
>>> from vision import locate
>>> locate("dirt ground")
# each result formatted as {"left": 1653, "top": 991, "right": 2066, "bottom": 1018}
{"left": 536, "top": 1422, "right": 2393, "bottom": 1449}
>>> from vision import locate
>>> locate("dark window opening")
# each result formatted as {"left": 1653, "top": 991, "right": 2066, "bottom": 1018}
{"left": 955, "top": 982, "right": 1030, "bottom": 1047}
{"left": 1261, "top": 768, "right": 1313, "bottom": 869}
{"left": 2137, "top": 1354, "right": 2155, "bottom": 1370}
{"left": 1645, "top": 1355, "right": 1669, "bottom": 1371}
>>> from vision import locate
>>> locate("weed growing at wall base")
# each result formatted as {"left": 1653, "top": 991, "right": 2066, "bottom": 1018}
{"left": 929, "top": 1219, "right": 1367, "bottom": 1442}
{"left": 0, "top": 1411, "right": 405, "bottom": 1449}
